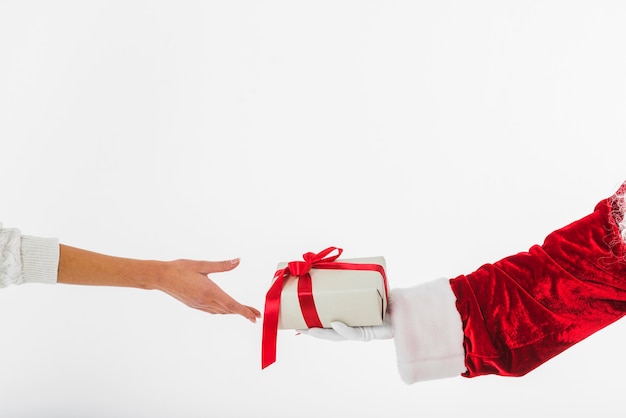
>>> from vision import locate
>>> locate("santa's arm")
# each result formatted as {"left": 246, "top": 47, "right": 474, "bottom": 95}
{"left": 392, "top": 182, "right": 626, "bottom": 383}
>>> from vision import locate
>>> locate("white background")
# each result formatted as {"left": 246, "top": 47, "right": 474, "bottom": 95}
{"left": 2, "top": 1, "right": 626, "bottom": 416}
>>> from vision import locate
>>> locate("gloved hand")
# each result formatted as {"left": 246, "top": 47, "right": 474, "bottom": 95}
{"left": 297, "top": 312, "right": 393, "bottom": 341}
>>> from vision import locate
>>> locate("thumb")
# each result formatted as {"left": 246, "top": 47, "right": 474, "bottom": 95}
{"left": 197, "top": 258, "right": 241, "bottom": 274}
{"left": 330, "top": 321, "right": 361, "bottom": 340}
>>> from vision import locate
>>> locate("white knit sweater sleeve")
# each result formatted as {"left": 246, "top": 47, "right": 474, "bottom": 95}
{"left": 0, "top": 223, "right": 59, "bottom": 287}
{"left": 390, "top": 277, "right": 467, "bottom": 384}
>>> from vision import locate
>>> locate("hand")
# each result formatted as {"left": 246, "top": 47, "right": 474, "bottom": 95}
{"left": 297, "top": 314, "right": 393, "bottom": 341}
{"left": 156, "top": 258, "right": 262, "bottom": 323}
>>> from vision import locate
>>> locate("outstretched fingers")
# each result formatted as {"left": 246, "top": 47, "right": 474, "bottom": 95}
{"left": 161, "top": 258, "right": 261, "bottom": 322}
{"left": 210, "top": 287, "right": 261, "bottom": 322}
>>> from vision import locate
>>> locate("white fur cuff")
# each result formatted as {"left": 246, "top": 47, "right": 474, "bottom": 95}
{"left": 390, "top": 278, "right": 466, "bottom": 384}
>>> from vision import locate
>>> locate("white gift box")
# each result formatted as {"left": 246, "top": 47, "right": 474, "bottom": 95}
{"left": 276, "top": 256, "right": 387, "bottom": 330}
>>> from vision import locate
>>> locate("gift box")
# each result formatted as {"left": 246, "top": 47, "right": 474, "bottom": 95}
{"left": 262, "top": 247, "right": 389, "bottom": 369}
{"left": 276, "top": 256, "right": 387, "bottom": 329}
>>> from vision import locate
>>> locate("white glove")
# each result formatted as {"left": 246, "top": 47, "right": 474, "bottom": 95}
{"left": 297, "top": 314, "right": 393, "bottom": 342}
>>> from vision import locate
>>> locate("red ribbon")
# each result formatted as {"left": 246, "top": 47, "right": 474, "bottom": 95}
{"left": 261, "top": 247, "right": 388, "bottom": 369}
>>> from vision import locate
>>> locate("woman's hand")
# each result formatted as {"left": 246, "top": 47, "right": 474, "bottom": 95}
{"left": 156, "top": 258, "right": 261, "bottom": 322}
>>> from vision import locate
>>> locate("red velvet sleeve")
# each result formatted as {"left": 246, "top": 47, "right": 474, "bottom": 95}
{"left": 450, "top": 183, "right": 626, "bottom": 378}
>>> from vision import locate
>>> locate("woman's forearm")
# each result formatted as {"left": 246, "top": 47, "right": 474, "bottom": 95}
{"left": 57, "top": 244, "right": 163, "bottom": 289}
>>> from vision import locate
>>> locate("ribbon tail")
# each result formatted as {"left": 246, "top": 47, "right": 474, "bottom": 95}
{"left": 262, "top": 275, "right": 284, "bottom": 369}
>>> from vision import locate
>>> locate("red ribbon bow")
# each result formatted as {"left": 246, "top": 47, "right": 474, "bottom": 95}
{"left": 261, "top": 247, "right": 388, "bottom": 369}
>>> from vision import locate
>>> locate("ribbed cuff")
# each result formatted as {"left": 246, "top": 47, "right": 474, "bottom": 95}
{"left": 390, "top": 278, "right": 466, "bottom": 384}
{"left": 21, "top": 235, "right": 59, "bottom": 284}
